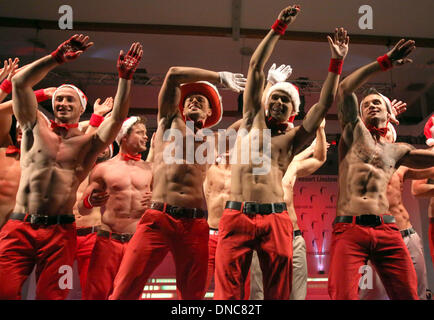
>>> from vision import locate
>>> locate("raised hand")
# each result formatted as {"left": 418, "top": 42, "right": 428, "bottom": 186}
{"left": 42, "top": 87, "right": 57, "bottom": 99}
{"left": 267, "top": 63, "right": 293, "bottom": 85}
{"left": 386, "top": 39, "right": 416, "bottom": 67}
{"left": 327, "top": 27, "right": 349, "bottom": 60}
{"left": 389, "top": 99, "right": 407, "bottom": 125}
{"left": 51, "top": 34, "right": 93, "bottom": 64}
{"left": 277, "top": 4, "right": 301, "bottom": 24}
{"left": 219, "top": 71, "right": 247, "bottom": 93}
{"left": 0, "top": 57, "right": 19, "bottom": 82}
{"left": 93, "top": 97, "right": 114, "bottom": 116}
{"left": 117, "top": 42, "right": 143, "bottom": 80}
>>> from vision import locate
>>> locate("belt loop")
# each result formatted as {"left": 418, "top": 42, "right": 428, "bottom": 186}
{"left": 352, "top": 216, "right": 356, "bottom": 225}
{"left": 380, "top": 214, "right": 384, "bottom": 224}
{"left": 240, "top": 201, "right": 244, "bottom": 213}
{"left": 24, "top": 213, "right": 29, "bottom": 222}
{"left": 163, "top": 202, "right": 167, "bottom": 213}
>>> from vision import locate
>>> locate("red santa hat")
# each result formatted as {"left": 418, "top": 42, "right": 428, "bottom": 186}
{"left": 424, "top": 115, "right": 434, "bottom": 146}
{"left": 264, "top": 82, "right": 300, "bottom": 118}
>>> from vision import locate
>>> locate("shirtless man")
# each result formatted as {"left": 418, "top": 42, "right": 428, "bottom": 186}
{"left": 79, "top": 116, "right": 152, "bottom": 300}
{"left": 250, "top": 120, "right": 328, "bottom": 300}
{"left": 328, "top": 37, "right": 434, "bottom": 300}
{"left": 0, "top": 35, "right": 142, "bottom": 300}
{"left": 73, "top": 97, "right": 114, "bottom": 297}
{"left": 412, "top": 115, "right": 434, "bottom": 268}
{"left": 109, "top": 67, "right": 245, "bottom": 300}
{"left": 214, "top": 4, "right": 348, "bottom": 300}
{"left": 360, "top": 112, "right": 430, "bottom": 300}
{"left": 0, "top": 87, "right": 55, "bottom": 230}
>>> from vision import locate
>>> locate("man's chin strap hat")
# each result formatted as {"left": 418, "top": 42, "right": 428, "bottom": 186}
{"left": 263, "top": 81, "right": 300, "bottom": 127}
{"left": 52, "top": 84, "right": 88, "bottom": 112}
{"left": 424, "top": 115, "right": 434, "bottom": 146}
{"left": 178, "top": 81, "right": 223, "bottom": 129}
{"left": 115, "top": 116, "right": 140, "bottom": 145}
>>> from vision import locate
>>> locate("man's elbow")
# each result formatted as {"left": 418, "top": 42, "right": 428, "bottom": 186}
{"left": 166, "top": 66, "right": 186, "bottom": 85}
{"left": 338, "top": 81, "right": 352, "bottom": 97}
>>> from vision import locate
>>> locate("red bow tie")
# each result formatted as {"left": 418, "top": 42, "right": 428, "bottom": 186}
{"left": 366, "top": 125, "right": 388, "bottom": 137}
{"left": 50, "top": 120, "right": 79, "bottom": 131}
{"left": 120, "top": 152, "right": 141, "bottom": 161}
{"left": 5, "top": 145, "right": 20, "bottom": 156}
{"left": 266, "top": 116, "right": 288, "bottom": 134}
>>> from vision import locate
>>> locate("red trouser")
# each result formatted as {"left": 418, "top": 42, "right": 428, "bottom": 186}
{"left": 75, "top": 231, "right": 97, "bottom": 296}
{"left": 0, "top": 219, "right": 77, "bottom": 300}
{"left": 84, "top": 234, "right": 129, "bottom": 300}
{"left": 214, "top": 207, "right": 293, "bottom": 300}
{"left": 429, "top": 218, "right": 434, "bottom": 267}
{"left": 328, "top": 219, "right": 418, "bottom": 300}
{"left": 109, "top": 209, "right": 209, "bottom": 300}
{"left": 207, "top": 230, "right": 250, "bottom": 299}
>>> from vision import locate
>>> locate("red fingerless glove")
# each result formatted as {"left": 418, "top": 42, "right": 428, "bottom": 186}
{"left": 51, "top": 36, "right": 83, "bottom": 64}
{"left": 117, "top": 54, "right": 140, "bottom": 80}
{"left": 89, "top": 113, "right": 104, "bottom": 127}
{"left": 0, "top": 79, "right": 12, "bottom": 94}
{"left": 377, "top": 54, "right": 393, "bottom": 71}
{"left": 329, "top": 58, "right": 343, "bottom": 74}
{"left": 83, "top": 193, "right": 94, "bottom": 209}
{"left": 271, "top": 19, "right": 288, "bottom": 35}
{"left": 34, "top": 89, "right": 49, "bottom": 102}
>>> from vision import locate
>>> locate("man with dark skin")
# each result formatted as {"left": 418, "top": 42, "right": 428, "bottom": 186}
{"left": 214, "top": 4, "right": 349, "bottom": 300}
{"left": 109, "top": 67, "right": 244, "bottom": 299}
{"left": 329, "top": 37, "right": 434, "bottom": 300}
{"left": 0, "top": 35, "right": 142, "bottom": 299}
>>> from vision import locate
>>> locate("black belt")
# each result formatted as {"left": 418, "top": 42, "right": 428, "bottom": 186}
{"left": 76, "top": 226, "right": 99, "bottom": 236}
{"left": 294, "top": 230, "right": 302, "bottom": 237}
{"left": 333, "top": 214, "right": 395, "bottom": 227}
{"left": 10, "top": 213, "right": 75, "bottom": 226}
{"left": 400, "top": 227, "right": 416, "bottom": 238}
{"left": 97, "top": 229, "right": 133, "bottom": 243}
{"left": 225, "top": 201, "right": 287, "bottom": 215}
{"left": 150, "top": 202, "right": 207, "bottom": 219}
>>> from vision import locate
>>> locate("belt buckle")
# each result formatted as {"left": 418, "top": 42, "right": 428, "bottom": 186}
{"left": 30, "top": 215, "right": 48, "bottom": 225}
{"left": 120, "top": 234, "right": 129, "bottom": 242}
{"left": 357, "top": 215, "right": 381, "bottom": 227}
{"left": 243, "top": 202, "right": 257, "bottom": 214}
{"left": 170, "top": 206, "right": 182, "bottom": 218}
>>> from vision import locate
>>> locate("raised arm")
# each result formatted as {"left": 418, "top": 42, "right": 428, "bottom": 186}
{"left": 301, "top": 28, "right": 348, "bottom": 135}
{"left": 83, "top": 97, "right": 114, "bottom": 135}
{"left": 12, "top": 35, "right": 93, "bottom": 129}
{"left": 243, "top": 5, "right": 300, "bottom": 128}
{"left": 90, "top": 42, "right": 142, "bottom": 155}
{"left": 337, "top": 39, "right": 415, "bottom": 129}
{"left": 398, "top": 149, "right": 434, "bottom": 169}
{"left": 412, "top": 178, "right": 434, "bottom": 198}
{"left": 295, "top": 120, "right": 328, "bottom": 177}
{"left": 0, "top": 58, "right": 19, "bottom": 102}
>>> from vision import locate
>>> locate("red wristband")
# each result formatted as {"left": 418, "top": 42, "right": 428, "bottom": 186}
{"left": 377, "top": 54, "right": 393, "bottom": 71}
{"left": 271, "top": 19, "right": 288, "bottom": 35}
{"left": 0, "top": 79, "right": 12, "bottom": 94}
{"left": 83, "top": 194, "right": 94, "bottom": 209}
{"left": 34, "top": 89, "right": 49, "bottom": 102}
{"left": 329, "top": 58, "right": 343, "bottom": 75}
{"left": 89, "top": 113, "right": 104, "bottom": 127}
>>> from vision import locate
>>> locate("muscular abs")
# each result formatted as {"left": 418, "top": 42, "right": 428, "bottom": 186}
{"left": 337, "top": 122, "right": 408, "bottom": 217}
{"left": 15, "top": 122, "right": 95, "bottom": 216}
